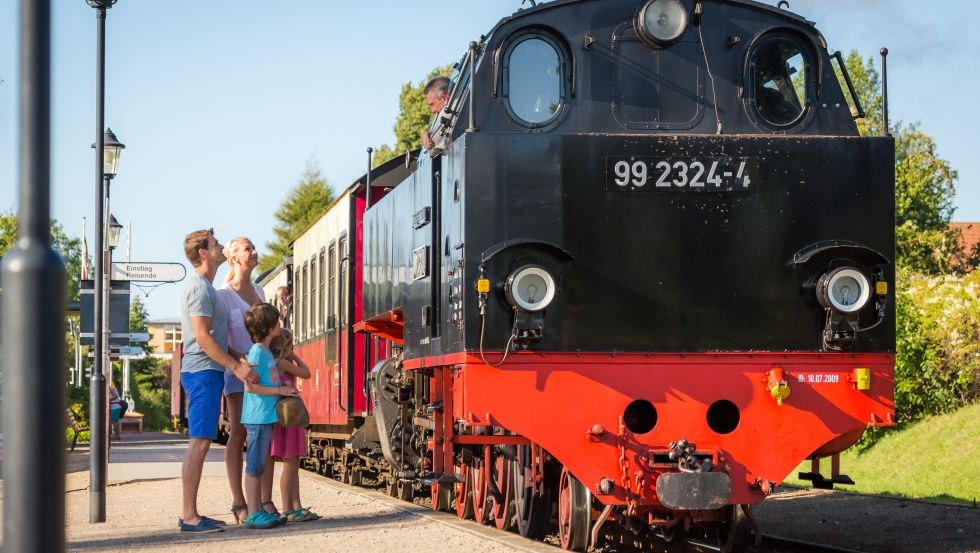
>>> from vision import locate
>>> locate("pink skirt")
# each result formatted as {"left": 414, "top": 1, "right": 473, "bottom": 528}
{"left": 271, "top": 422, "right": 306, "bottom": 458}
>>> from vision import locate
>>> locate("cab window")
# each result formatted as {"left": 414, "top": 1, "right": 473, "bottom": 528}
{"left": 751, "top": 35, "right": 810, "bottom": 127}
{"left": 503, "top": 34, "right": 564, "bottom": 126}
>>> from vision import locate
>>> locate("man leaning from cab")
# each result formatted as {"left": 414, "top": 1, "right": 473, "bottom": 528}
{"left": 421, "top": 75, "right": 450, "bottom": 151}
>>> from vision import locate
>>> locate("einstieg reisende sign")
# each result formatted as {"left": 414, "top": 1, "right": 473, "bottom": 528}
{"left": 110, "top": 262, "right": 186, "bottom": 282}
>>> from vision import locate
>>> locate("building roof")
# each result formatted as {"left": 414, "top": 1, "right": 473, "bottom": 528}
{"left": 147, "top": 317, "right": 181, "bottom": 325}
{"left": 951, "top": 222, "right": 980, "bottom": 252}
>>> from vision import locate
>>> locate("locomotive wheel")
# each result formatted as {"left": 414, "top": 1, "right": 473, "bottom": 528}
{"left": 431, "top": 482, "right": 452, "bottom": 512}
{"left": 454, "top": 462, "right": 474, "bottom": 519}
{"left": 490, "top": 445, "right": 516, "bottom": 531}
{"left": 513, "top": 444, "right": 551, "bottom": 539}
{"left": 470, "top": 446, "right": 491, "bottom": 525}
{"left": 716, "top": 505, "right": 752, "bottom": 553}
{"left": 558, "top": 467, "right": 591, "bottom": 551}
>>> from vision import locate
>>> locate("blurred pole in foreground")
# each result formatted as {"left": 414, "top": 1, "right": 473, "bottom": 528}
{"left": 1, "top": 0, "right": 68, "bottom": 551}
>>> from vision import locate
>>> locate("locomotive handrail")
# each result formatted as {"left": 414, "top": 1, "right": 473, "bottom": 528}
{"left": 832, "top": 50, "right": 866, "bottom": 120}
{"left": 480, "top": 238, "right": 573, "bottom": 264}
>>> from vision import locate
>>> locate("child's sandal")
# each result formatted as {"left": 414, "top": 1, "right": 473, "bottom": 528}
{"left": 285, "top": 508, "right": 318, "bottom": 522}
{"left": 303, "top": 507, "right": 321, "bottom": 521}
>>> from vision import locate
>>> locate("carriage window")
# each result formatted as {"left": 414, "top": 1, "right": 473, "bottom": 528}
{"left": 310, "top": 256, "right": 318, "bottom": 335}
{"left": 506, "top": 36, "right": 563, "bottom": 125}
{"left": 293, "top": 267, "right": 301, "bottom": 338}
{"left": 301, "top": 262, "right": 309, "bottom": 339}
{"left": 327, "top": 243, "right": 336, "bottom": 331}
{"left": 338, "top": 235, "right": 347, "bottom": 327}
{"left": 318, "top": 248, "right": 326, "bottom": 332}
{"left": 752, "top": 36, "right": 809, "bottom": 126}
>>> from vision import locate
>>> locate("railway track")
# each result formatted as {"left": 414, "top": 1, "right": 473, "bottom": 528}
{"left": 302, "top": 461, "right": 863, "bottom": 553}
{"left": 757, "top": 535, "right": 864, "bottom": 553}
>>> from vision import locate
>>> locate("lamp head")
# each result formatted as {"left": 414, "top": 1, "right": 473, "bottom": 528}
{"left": 107, "top": 215, "right": 123, "bottom": 250}
{"left": 91, "top": 127, "right": 125, "bottom": 178}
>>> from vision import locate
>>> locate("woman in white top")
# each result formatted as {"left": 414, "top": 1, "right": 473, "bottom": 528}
{"left": 216, "top": 237, "right": 265, "bottom": 523}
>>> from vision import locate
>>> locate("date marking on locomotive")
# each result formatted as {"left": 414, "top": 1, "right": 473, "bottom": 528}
{"left": 797, "top": 373, "right": 841, "bottom": 384}
{"left": 607, "top": 157, "right": 759, "bottom": 192}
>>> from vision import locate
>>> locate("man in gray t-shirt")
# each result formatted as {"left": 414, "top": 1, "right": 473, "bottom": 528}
{"left": 177, "top": 229, "right": 255, "bottom": 533}
{"left": 180, "top": 272, "right": 228, "bottom": 373}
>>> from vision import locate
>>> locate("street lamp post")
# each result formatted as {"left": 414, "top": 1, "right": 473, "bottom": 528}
{"left": 88, "top": 123, "right": 124, "bottom": 522}
{"left": 87, "top": 0, "right": 120, "bottom": 523}
{"left": 104, "top": 214, "right": 122, "bottom": 392}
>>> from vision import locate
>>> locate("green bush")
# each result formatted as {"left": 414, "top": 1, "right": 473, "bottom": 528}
{"left": 129, "top": 357, "right": 172, "bottom": 431}
{"left": 895, "top": 268, "right": 980, "bottom": 424}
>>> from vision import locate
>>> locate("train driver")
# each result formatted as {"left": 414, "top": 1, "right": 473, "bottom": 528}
{"left": 421, "top": 75, "right": 450, "bottom": 151}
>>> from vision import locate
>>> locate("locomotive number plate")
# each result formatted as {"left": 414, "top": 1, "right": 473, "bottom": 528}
{"left": 606, "top": 157, "right": 759, "bottom": 192}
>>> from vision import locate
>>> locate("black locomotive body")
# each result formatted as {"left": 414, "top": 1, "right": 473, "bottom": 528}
{"left": 363, "top": 0, "right": 894, "bottom": 356}
{"left": 294, "top": 1, "right": 896, "bottom": 551}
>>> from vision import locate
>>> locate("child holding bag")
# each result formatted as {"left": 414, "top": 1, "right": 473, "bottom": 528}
{"left": 267, "top": 328, "right": 320, "bottom": 522}
{"left": 241, "top": 303, "right": 298, "bottom": 529}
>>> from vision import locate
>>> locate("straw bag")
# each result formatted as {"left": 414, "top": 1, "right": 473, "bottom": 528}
{"left": 276, "top": 395, "right": 309, "bottom": 428}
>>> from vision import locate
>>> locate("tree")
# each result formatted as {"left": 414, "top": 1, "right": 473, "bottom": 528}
{"left": 0, "top": 210, "right": 85, "bottom": 302}
{"left": 371, "top": 144, "right": 398, "bottom": 168}
{"left": 261, "top": 161, "right": 335, "bottom": 273}
{"left": 894, "top": 127, "right": 965, "bottom": 273}
{"left": 842, "top": 51, "right": 967, "bottom": 273}
{"left": 373, "top": 64, "right": 454, "bottom": 168}
{"left": 1, "top": 211, "right": 89, "bottom": 413}
{"left": 125, "top": 295, "right": 171, "bottom": 430}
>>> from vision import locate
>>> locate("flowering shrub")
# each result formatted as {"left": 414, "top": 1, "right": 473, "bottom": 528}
{"left": 895, "top": 268, "right": 980, "bottom": 424}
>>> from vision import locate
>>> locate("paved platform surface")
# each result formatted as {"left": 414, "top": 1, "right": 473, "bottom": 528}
{"left": 19, "top": 433, "right": 558, "bottom": 552}
{"left": 2, "top": 433, "right": 977, "bottom": 552}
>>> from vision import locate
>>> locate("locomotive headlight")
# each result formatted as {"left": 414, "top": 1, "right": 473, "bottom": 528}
{"left": 816, "top": 267, "right": 871, "bottom": 314}
{"left": 637, "top": 0, "right": 689, "bottom": 46}
{"left": 504, "top": 265, "right": 556, "bottom": 312}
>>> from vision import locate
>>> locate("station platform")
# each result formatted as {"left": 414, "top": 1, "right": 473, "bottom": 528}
{"left": 12, "top": 432, "right": 554, "bottom": 552}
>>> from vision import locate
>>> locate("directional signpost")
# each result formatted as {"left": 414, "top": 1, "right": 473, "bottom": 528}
{"left": 111, "top": 262, "right": 186, "bottom": 282}
{"left": 129, "top": 332, "right": 150, "bottom": 343}
{"left": 116, "top": 346, "right": 146, "bottom": 359}
{"left": 87, "top": 346, "right": 145, "bottom": 360}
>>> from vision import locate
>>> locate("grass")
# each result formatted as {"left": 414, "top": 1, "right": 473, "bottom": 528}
{"left": 783, "top": 402, "right": 980, "bottom": 505}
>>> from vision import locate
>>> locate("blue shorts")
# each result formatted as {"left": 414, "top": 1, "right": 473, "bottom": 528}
{"left": 181, "top": 370, "right": 224, "bottom": 439}
{"left": 244, "top": 423, "right": 273, "bottom": 476}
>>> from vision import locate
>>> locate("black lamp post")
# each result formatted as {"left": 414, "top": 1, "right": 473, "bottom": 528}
{"left": 88, "top": 126, "right": 124, "bottom": 523}
{"left": 87, "top": 0, "right": 120, "bottom": 524}
{"left": 2, "top": 2, "right": 68, "bottom": 551}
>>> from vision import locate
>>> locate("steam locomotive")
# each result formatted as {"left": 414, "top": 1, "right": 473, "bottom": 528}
{"left": 259, "top": 0, "right": 895, "bottom": 550}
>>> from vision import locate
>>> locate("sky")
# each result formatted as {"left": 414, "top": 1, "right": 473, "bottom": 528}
{"left": 2, "top": 0, "right": 978, "bottom": 321}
